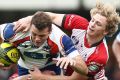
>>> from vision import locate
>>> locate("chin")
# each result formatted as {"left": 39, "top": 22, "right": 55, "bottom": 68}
{"left": 33, "top": 43, "right": 39, "bottom": 47}
{"left": 87, "top": 30, "right": 91, "bottom": 34}
{"left": 87, "top": 32, "right": 94, "bottom": 36}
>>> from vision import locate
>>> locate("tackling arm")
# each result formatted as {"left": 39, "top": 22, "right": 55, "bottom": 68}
{"left": 112, "top": 38, "right": 120, "bottom": 68}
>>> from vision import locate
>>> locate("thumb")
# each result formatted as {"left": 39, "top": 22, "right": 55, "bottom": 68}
{"left": 52, "top": 58, "right": 59, "bottom": 63}
{"left": 0, "top": 63, "right": 4, "bottom": 66}
{"left": 29, "top": 66, "right": 39, "bottom": 72}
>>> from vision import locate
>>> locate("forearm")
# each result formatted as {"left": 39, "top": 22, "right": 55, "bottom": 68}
{"left": 24, "top": 11, "right": 64, "bottom": 26}
{"left": 22, "top": 15, "right": 32, "bottom": 23}
{"left": 40, "top": 72, "right": 88, "bottom": 80}
{"left": 16, "top": 74, "right": 74, "bottom": 80}
{"left": 45, "top": 12, "right": 65, "bottom": 26}
{"left": 37, "top": 75, "right": 72, "bottom": 80}
{"left": 72, "top": 55, "right": 88, "bottom": 76}
{"left": 112, "top": 40, "right": 120, "bottom": 63}
{"left": 13, "top": 72, "right": 87, "bottom": 80}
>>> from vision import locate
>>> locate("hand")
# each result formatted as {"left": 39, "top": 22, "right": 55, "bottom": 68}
{"left": 53, "top": 57, "right": 76, "bottom": 69}
{"left": 29, "top": 66, "right": 42, "bottom": 80}
{"left": 42, "top": 70, "right": 56, "bottom": 75}
{"left": 14, "top": 16, "right": 31, "bottom": 33}
{"left": 9, "top": 72, "right": 18, "bottom": 80}
{"left": 0, "top": 63, "right": 16, "bottom": 70}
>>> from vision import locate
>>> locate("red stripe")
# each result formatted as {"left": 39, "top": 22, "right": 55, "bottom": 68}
{"left": 47, "top": 37, "right": 59, "bottom": 54}
{"left": 13, "top": 36, "right": 30, "bottom": 47}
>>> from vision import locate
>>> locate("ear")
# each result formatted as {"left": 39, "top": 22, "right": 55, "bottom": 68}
{"left": 48, "top": 30, "right": 52, "bottom": 34}
{"left": 103, "top": 30, "right": 108, "bottom": 35}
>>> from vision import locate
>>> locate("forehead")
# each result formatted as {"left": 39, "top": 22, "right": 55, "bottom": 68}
{"left": 30, "top": 25, "right": 50, "bottom": 34}
{"left": 92, "top": 14, "right": 107, "bottom": 25}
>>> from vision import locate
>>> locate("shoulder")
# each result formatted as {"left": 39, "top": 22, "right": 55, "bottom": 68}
{"left": 0, "top": 23, "right": 15, "bottom": 40}
{"left": 89, "top": 39, "right": 108, "bottom": 65}
{"left": 63, "top": 14, "right": 89, "bottom": 30}
{"left": 50, "top": 24, "right": 66, "bottom": 40}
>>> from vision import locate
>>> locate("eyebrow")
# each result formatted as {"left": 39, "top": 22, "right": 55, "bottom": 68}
{"left": 93, "top": 17, "right": 102, "bottom": 25}
{"left": 32, "top": 31, "right": 49, "bottom": 36}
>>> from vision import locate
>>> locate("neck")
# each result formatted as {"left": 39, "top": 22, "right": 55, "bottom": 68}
{"left": 86, "top": 34, "right": 104, "bottom": 46}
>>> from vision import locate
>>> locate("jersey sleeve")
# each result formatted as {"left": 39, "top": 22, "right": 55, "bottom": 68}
{"left": 61, "top": 35, "right": 80, "bottom": 58}
{"left": 49, "top": 24, "right": 80, "bottom": 58}
{"left": 0, "top": 23, "right": 15, "bottom": 41}
{"left": 62, "top": 14, "right": 89, "bottom": 31}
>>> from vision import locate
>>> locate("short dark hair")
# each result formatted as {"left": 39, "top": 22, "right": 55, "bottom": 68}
{"left": 31, "top": 11, "right": 52, "bottom": 31}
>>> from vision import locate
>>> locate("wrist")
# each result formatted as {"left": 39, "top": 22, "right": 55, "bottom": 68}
{"left": 67, "top": 50, "right": 80, "bottom": 58}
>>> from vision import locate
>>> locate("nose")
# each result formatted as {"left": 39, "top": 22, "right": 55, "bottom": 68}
{"left": 90, "top": 21, "right": 96, "bottom": 28}
{"left": 35, "top": 36, "right": 41, "bottom": 42}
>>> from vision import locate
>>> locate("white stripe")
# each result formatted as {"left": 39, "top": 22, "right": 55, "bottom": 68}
{"left": 67, "top": 50, "right": 80, "bottom": 58}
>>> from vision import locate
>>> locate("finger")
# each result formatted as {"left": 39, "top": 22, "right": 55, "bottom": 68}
{"left": 13, "top": 22, "right": 21, "bottom": 31}
{"left": 0, "top": 63, "right": 4, "bottom": 66}
{"left": 56, "top": 59, "right": 62, "bottom": 66}
{"left": 29, "top": 67, "right": 35, "bottom": 72}
{"left": 27, "top": 75, "right": 32, "bottom": 80}
{"left": 64, "top": 60, "right": 69, "bottom": 69}
{"left": 59, "top": 59, "right": 66, "bottom": 69}
{"left": 52, "top": 58, "right": 58, "bottom": 63}
{"left": 29, "top": 65, "right": 39, "bottom": 72}
{"left": 70, "top": 60, "right": 74, "bottom": 66}
{"left": 3, "top": 67, "right": 10, "bottom": 70}
{"left": 72, "top": 60, "right": 76, "bottom": 66}
{"left": 15, "top": 26, "right": 24, "bottom": 33}
{"left": 73, "top": 60, "right": 76, "bottom": 66}
{"left": 33, "top": 66, "right": 40, "bottom": 71}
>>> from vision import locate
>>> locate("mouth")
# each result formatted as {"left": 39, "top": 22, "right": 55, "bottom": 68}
{"left": 88, "top": 27, "right": 94, "bottom": 32}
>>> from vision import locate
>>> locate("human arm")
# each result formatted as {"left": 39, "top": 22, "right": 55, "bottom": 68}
{"left": 53, "top": 54, "right": 88, "bottom": 75}
{"left": 14, "top": 11, "right": 89, "bottom": 32}
{"left": 112, "top": 33, "right": 120, "bottom": 68}
{"left": 29, "top": 66, "right": 87, "bottom": 80}
{"left": 50, "top": 26, "right": 88, "bottom": 74}
{"left": 13, "top": 66, "right": 87, "bottom": 80}
{"left": 14, "top": 12, "right": 64, "bottom": 32}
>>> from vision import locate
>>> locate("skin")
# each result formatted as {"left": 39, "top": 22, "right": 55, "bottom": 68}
{"left": 86, "top": 13, "right": 108, "bottom": 46}
{"left": 112, "top": 39, "right": 120, "bottom": 68}
{"left": 13, "top": 12, "right": 109, "bottom": 80}
{"left": 30, "top": 24, "right": 51, "bottom": 47}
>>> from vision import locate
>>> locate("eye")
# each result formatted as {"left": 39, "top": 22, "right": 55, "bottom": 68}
{"left": 96, "top": 22, "right": 102, "bottom": 26}
{"left": 39, "top": 35, "right": 46, "bottom": 37}
{"left": 32, "top": 32, "right": 36, "bottom": 36}
{"left": 91, "top": 18, "right": 94, "bottom": 22}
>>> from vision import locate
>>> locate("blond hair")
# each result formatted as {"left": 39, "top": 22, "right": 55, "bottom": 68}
{"left": 90, "top": 1, "right": 120, "bottom": 37}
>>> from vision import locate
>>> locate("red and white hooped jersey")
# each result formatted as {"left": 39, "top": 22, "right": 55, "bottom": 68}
{"left": 62, "top": 14, "right": 109, "bottom": 79}
{"left": 0, "top": 23, "right": 79, "bottom": 69}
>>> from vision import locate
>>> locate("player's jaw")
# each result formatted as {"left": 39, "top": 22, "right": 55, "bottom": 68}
{"left": 34, "top": 39, "right": 46, "bottom": 47}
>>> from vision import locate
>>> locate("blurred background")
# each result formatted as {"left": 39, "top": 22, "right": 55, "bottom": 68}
{"left": 0, "top": 0, "right": 119, "bottom": 80}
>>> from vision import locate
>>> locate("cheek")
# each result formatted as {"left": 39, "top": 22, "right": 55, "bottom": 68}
{"left": 43, "top": 36, "right": 49, "bottom": 40}
{"left": 95, "top": 28, "right": 105, "bottom": 35}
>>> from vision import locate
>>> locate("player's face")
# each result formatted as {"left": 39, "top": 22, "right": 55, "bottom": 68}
{"left": 30, "top": 24, "right": 51, "bottom": 47}
{"left": 87, "top": 14, "right": 108, "bottom": 37}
